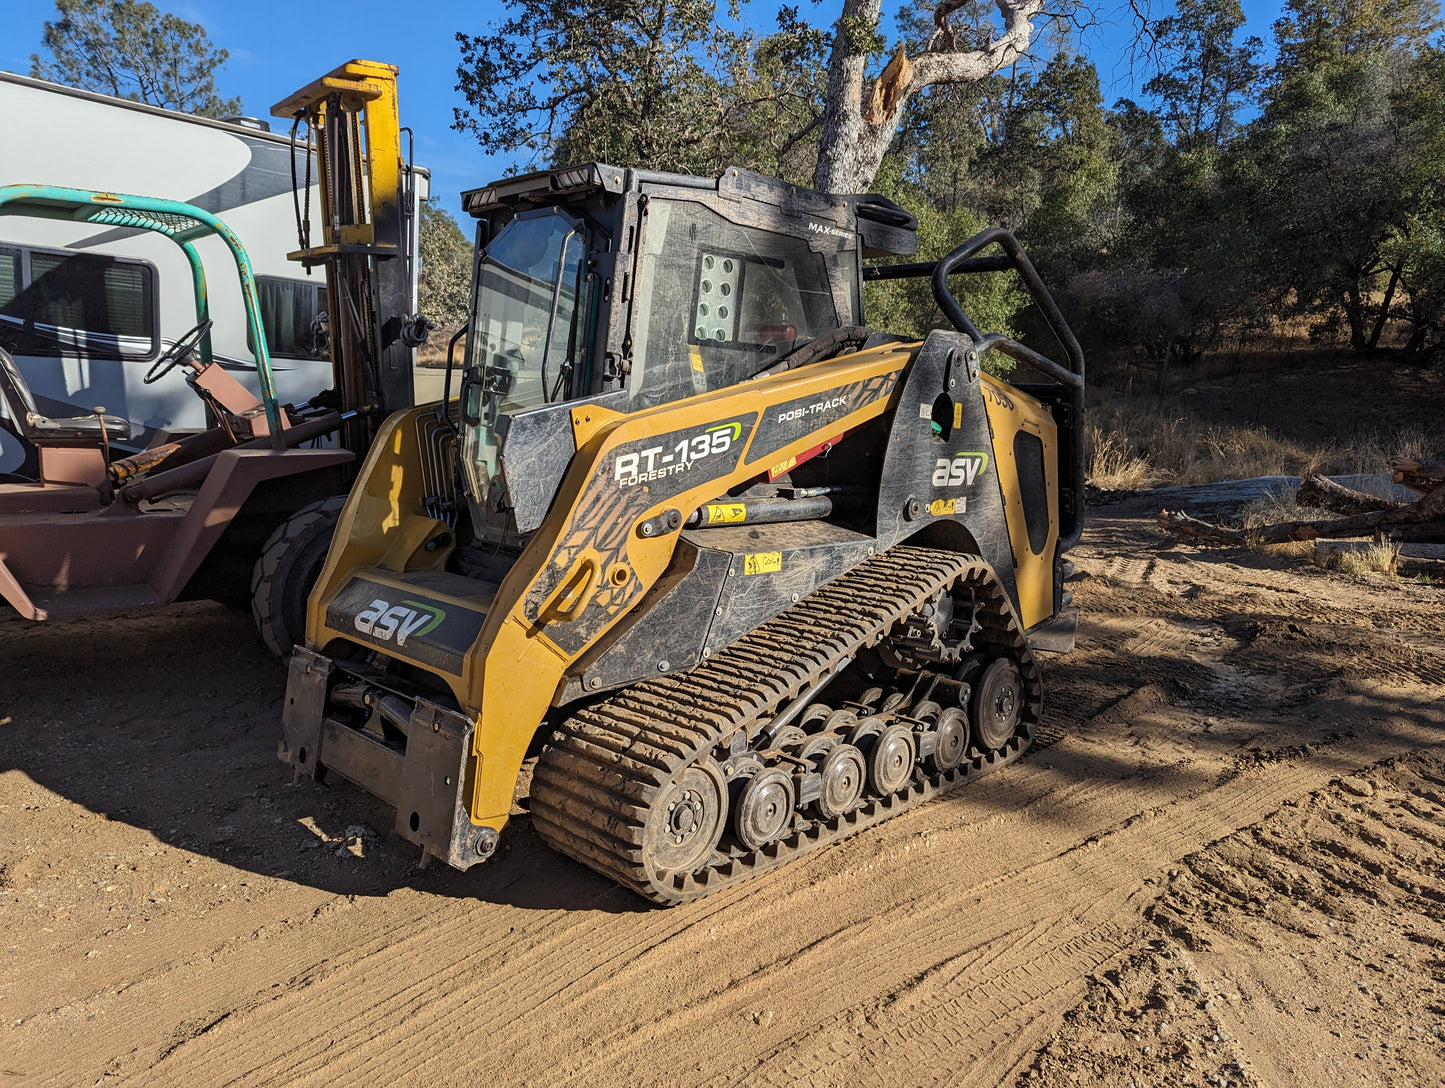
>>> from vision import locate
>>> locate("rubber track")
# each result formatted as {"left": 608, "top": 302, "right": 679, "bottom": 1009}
{"left": 530, "top": 546, "right": 1044, "bottom": 904}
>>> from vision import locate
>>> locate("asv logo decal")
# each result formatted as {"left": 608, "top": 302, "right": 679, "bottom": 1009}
{"left": 932, "top": 451, "right": 990, "bottom": 488}
{"left": 353, "top": 598, "right": 446, "bottom": 648}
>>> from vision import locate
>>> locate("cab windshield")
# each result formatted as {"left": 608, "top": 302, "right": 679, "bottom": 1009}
{"left": 460, "top": 208, "right": 585, "bottom": 517}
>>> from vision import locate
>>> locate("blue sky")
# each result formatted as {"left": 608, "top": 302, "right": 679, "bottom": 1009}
{"left": 4, "top": 0, "right": 1286, "bottom": 221}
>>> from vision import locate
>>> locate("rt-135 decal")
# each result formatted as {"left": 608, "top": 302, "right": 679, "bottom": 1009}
{"left": 614, "top": 421, "right": 744, "bottom": 489}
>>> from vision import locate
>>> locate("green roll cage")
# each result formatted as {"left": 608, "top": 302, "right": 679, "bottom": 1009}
{"left": 0, "top": 183, "right": 285, "bottom": 439}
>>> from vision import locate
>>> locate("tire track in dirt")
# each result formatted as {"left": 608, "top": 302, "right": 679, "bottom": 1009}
{"left": 701, "top": 704, "right": 1445, "bottom": 1088}
{"left": 118, "top": 677, "right": 1445, "bottom": 1088}
{"left": 102, "top": 653, "right": 1202, "bottom": 1088}
{"left": 1023, "top": 751, "right": 1445, "bottom": 1088}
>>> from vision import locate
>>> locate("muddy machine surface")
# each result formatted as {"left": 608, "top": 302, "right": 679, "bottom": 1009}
{"left": 0, "top": 61, "right": 426, "bottom": 653}
{"left": 281, "top": 165, "right": 1085, "bottom": 903}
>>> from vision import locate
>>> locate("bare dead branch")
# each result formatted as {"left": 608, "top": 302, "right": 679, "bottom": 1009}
{"left": 1296, "top": 474, "right": 1405, "bottom": 516}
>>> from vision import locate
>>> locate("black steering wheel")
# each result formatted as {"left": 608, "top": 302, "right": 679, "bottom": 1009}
{"left": 144, "top": 319, "right": 213, "bottom": 384}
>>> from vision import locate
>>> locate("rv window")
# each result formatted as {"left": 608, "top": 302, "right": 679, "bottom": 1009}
{"left": 0, "top": 249, "right": 18, "bottom": 311}
{"left": 249, "top": 276, "right": 330, "bottom": 359}
{"left": 0, "top": 249, "right": 156, "bottom": 360}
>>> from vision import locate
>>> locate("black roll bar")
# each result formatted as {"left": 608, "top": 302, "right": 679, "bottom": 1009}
{"left": 869, "top": 228, "right": 1086, "bottom": 551}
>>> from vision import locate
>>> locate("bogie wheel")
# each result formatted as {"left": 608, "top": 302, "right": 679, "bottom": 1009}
{"left": 250, "top": 495, "right": 347, "bottom": 658}
{"left": 814, "top": 743, "right": 866, "bottom": 819}
{"left": 971, "top": 658, "right": 1023, "bottom": 752}
{"left": 766, "top": 724, "right": 808, "bottom": 751}
{"left": 643, "top": 759, "right": 729, "bottom": 875}
{"left": 868, "top": 723, "right": 917, "bottom": 795}
{"left": 733, "top": 766, "right": 796, "bottom": 850}
{"left": 846, "top": 715, "right": 886, "bottom": 747}
{"left": 929, "top": 707, "right": 970, "bottom": 773}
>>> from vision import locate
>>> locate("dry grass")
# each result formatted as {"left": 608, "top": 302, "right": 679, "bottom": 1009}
{"left": 1086, "top": 424, "right": 1154, "bottom": 489}
{"left": 1239, "top": 489, "right": 1329, "bottom": 528}
{"left": 1337, "top": 540, "right": 1402, "bottom": 575}
{"left": 1087, "top": 391, "right": 1432, "bottom": 489}
{"left": 415, "top": 325, "right": 465, "bottom": 368}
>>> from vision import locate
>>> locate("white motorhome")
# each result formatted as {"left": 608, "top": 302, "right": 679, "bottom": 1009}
{"left": 0, "top": 72, "right": 428, "bottom": 473}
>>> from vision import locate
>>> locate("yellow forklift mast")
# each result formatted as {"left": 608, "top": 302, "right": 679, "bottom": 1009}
{"left": 280, "top": 165, "right": 1084, "bottom": 903}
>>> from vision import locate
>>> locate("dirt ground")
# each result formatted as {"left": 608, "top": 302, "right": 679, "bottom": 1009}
{"left": 2, "top": 487, "right": 1445, "bottom": 1087}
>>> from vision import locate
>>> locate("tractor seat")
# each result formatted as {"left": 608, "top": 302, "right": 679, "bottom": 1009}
{"left": 0, "top": 345, "right": 132, "bottom": 442}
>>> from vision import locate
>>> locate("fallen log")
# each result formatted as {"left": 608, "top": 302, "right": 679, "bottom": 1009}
{"left": 1296, "top": 473, "right": 1404, "bottom": 515}
{"left": 1378, "top": 521, "right": 1445, "bottom": 543}
{"left": 1400, "top": 555, "right": 1445, "bottom": 578}
{"left": 1158, "top": 509, "right": 1249, "bottom": 545}
{"left": 1159, "top": 507, "right": 1445, "bottom": 545}
{"left": 1389, "top": 456, "right": 1445, "bottom": 494}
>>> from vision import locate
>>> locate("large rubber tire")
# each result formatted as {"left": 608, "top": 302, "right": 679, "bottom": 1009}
{"left": 250, "top": 495, "right": 346, "bottom": 658}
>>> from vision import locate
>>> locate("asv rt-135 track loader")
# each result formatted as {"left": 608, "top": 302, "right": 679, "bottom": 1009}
{"left": 279, "top": 164, "right": 1084, "bottom": 904}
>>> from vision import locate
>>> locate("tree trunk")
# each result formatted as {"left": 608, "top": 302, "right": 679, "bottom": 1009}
{"left": 1367, "top": 257, "right": 1405, "bottom": 352}
{"left": 812, "top": 0, "right": 1045, "bottom": 195}
{"left": 1296, "top": 473, "right": 1405, "bottom": 516}
{"left": 1390, "top": 457, "right": 1445, "bottom": 493}
{"left": 1158, "top": 505, "right": 1445, "bottom": 546}
{"left": 1343, "top": 280, "right": 1369, "bottom": 354}
{"left": 813, "top": 0, "right": 883, "bottom": 195}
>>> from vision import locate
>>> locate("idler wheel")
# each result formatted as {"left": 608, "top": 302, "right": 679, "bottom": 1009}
{"left": 644, "top": 758, "right": 729, "bottom": 874}
{"left": 734, "top": 766, "right": 796, "bottom": 850}
{"left": 955, "top": 652, "right": 989, "bottom": 687}
{"left": 929, "top": 707, "right": 970, "bottom": 773}
{"left": 868, "top": 723, "right": 917, "bottom": 795}
{"left": 971, "top": 658, "right": 1023, "bottom": 752}
{"left": 814, "top": 743, "right": 866, "bottom": 819}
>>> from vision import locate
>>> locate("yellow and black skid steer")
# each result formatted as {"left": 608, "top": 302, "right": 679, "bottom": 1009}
{"left": 278, "top": 164, "right": 1084, "bottom": 903}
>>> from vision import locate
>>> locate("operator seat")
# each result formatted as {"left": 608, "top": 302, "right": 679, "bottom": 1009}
{"left": 0, "top": 345, "right": 131, "bottom": 489}
{"left": 0, "top": 345, "right": 132, "bottom": 444}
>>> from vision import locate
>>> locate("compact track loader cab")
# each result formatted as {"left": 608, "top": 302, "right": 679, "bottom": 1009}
{"left": 280, "top": 164, "right": 1085, "bottom": 903}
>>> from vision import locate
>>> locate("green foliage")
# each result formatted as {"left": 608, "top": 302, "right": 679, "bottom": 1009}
{"left": 417, "top": 200, "right": 473, "bottom": 329}
{"left": 837, "top": 9, "right": 887, "bottom": 56}
{"left": 864, "top": 161, "right": 1026, "bottom": 377}
{"left": 1143, "top": 0, "right": 1262, "bottom": 150}
{"left": 1272, "top": 0, "right": 1442, "bottom": 72}
{"left": 30, "top": 0, "right": 240, "bottom": 117}
{"left": 447, "top": 0, "right": 1445, "bottom": 373}
{"left": 454, "top": 0, "right": 750, "bottom": 174}
{"left": 717, "top": 8, "right": 831, "bottom": 184}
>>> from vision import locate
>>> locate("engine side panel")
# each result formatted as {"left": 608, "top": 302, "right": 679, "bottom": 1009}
{"left": 980, "top": 374, "right": 1059, "bottom": 630}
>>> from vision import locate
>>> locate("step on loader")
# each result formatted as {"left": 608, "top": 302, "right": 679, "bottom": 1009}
{"left": 279, "top": 164, "right": 1084, "bottom": 903}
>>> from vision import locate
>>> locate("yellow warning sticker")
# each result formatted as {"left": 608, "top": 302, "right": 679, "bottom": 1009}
{"left": 690, "top": 345, "right": 706, "bottom": 373}
{"left": 953, "top": 401, "right": 963, "bottom": 429}
{"left": 769, "top": 454, "right": 798, "bottom": 477}
{"left": 705, "top": 503, "right": 747, "bottom": 525}
{"left": 929, "top": 497, "right": 965, "bottom": 516}
{"left": 744, "top": 551, "right": 783, "bottom": 575}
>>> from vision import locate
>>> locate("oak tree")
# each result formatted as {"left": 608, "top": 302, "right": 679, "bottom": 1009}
{"left": 30, "top": 0, "right": 241, "bottom": 118}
